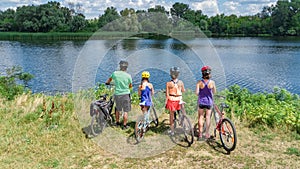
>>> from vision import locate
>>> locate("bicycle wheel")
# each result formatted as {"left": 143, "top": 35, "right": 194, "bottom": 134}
{"left": 219, "top": 118, "right": 237, "bottom": 152}
{"left": 151, "top": 106, "right": 159, "bottom": 127}
{"left": 135, "top": 117, "right": 145, "bottom": 143}
{"left": 90, "top": 110, "right": 106, "bottom": 136}
{"left": 181, "top": 115, "right": 194, "bottom": 145}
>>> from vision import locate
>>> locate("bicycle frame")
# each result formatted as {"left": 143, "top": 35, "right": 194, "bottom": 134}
{"left": 213, "top": 103, "right": 225, "bottom": 132}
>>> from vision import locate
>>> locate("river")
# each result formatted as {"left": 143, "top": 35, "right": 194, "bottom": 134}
{"left": 1, "top": 37, "right": 299, "bottom": 95}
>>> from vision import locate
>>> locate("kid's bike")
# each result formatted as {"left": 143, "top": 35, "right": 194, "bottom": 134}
{"left": 134, "top": 104, "right": 159, "bottom": 143}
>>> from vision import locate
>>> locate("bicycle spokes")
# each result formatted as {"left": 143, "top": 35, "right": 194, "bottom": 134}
{"left": 219, "top": 118, "right": 237, "bottom": 152}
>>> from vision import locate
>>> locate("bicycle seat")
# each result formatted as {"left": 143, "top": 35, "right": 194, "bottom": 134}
{"left": 99, "top": 94, "right": 108, "bottom": 100}
{"left": 220, "top": 103, "right": 229, "bottom": 108}
{"left": 94, "top": 100, "right": 108, "bottom": 107}
{"left": 179, "top": 100, "right": 185, "bottom": 105}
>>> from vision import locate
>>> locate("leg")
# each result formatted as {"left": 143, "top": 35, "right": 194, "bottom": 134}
{"left": 205, "top": 109, "right": 212, "bottom": 138}
{"left": 169, "top": 111, "right": 175, "bottom": 132}
{"left": 115, "top": 110, "right": 120, "bottom": 124}
{"left": 198, "top": 108, "right": 204, "bottom": 138}
{"left": 123, "top": 112, "right": 128, "bottom": 126}
{"left": 143, "top": 106, "right": 150, "bottom": 124}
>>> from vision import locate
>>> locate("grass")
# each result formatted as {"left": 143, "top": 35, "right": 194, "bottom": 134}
{"left": 0, "top": 93, "right": 299, "bottom": 169}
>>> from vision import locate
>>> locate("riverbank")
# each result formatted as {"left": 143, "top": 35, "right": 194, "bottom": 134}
{"left": 0, "top": 91, "right": 299, "bottom": 168}
{"left": 0, "top": 31, "right": 278, "bottom": 41}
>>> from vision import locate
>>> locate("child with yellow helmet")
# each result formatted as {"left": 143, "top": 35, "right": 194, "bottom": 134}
{"left": 138, "top": 71, "right": 154, "bottom": 125}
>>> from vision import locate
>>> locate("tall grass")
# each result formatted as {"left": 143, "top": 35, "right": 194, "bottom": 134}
{"left": 0, "top": 86, "right": 299, "bottom": 168}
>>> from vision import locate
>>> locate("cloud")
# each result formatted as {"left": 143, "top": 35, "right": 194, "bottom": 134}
{"left": 219, "top": 0, "right": 277, "bottom": 16}
{"left": 0, "top": 0, "right": 278, "bottom": 19}
{"left": 191, "top": 0, "right": 219, "bottom": 16}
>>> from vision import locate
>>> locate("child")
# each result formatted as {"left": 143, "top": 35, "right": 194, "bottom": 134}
{"left": 196, "top": 66, "right": 216, "bottom": 141}
{"left": 165, "top": 67, "right": 185, "bottom": 135}
{"left": 138, "top": 71, "right": 154, "bottom": 126}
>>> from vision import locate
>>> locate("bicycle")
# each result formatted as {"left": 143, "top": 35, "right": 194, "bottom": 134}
{"left": 205, "top": 95, "right": 237, "bottom": 152}
{"left": 90, "top": 84, "right": 115, "bottom": 136}
{"left": 134, "top": 103, "right": 159, "bottom": 143}
{"left": 172, "top": 101, "right": 194, "bottom": 146}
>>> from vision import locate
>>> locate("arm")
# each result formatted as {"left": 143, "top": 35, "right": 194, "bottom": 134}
{"left": 105, "top": 77, "right": 112, "bottom": 85}
{"left": 195, "top": 81, "right": 199, "bottom": 95}
{"left": 138, "top": 85, "right": 142, "bottom": 96}
{"left": 165, "top": 82, "right": 169, "bottom": 100}
{"left": 212, "top": 81, "right": 217, "bottom": 94}
{"left": 181, "top": 81, "right": 185, "bottom": 93}
{"left": 151, "top": 83, "right": 155, "bottom": 96}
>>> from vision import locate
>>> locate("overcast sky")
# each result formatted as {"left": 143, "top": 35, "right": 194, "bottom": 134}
{"left": 1, "top": 0, "right": 278, "bottom": 19}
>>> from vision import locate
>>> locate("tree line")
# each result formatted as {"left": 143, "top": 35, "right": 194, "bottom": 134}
{"left": 0, "top": 0, "right": 299, "bottom": 36}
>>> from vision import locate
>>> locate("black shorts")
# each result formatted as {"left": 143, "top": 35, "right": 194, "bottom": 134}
{"left": 199, "top": 104, "right": 212, "bottom": 109}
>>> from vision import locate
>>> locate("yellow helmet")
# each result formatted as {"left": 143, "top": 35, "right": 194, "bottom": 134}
{"left": 141, "top": 71, "right": 150, "bottom": 78}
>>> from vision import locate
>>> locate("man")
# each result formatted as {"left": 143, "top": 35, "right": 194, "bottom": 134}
{"left": 106, "top": 60, "right": 132, "bottom": 130}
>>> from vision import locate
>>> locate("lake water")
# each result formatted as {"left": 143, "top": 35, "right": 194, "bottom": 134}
{"left": 1, "top": 37, "right": 300, "bottom": 95}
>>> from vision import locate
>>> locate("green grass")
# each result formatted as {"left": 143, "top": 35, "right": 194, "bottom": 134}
{"left": 0, "top": 92, "right": 300, "bottom": 168}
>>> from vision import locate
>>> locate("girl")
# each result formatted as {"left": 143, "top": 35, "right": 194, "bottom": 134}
{"left": 196, "top": 66, "right": 216, "bottom": 141}
{"left": 138, "top": 71, "right": 154, "bottom": 126}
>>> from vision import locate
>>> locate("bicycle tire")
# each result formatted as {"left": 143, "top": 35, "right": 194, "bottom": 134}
{"left": 181, "top": 115, "right": 194, "bottom": 145}
{"left": 219, "top": 118, "right": 237, "bottom": 152}
{"left": 151, "top": 106, "right": 159, "bottom": 127}
{"left": 90, "top": 111, "right": 106, "bottom": 136}
{"left": 134, "top": 116, "right": 145, "bottom": 143}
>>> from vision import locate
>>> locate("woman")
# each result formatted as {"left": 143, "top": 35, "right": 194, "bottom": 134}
{"left": 196, "top": 66, "right": 216, "bottom": 141}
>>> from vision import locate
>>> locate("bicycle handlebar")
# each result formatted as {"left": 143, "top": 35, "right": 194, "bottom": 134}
{"left": 214, "top": 94, "right": 226, "bottom": 99}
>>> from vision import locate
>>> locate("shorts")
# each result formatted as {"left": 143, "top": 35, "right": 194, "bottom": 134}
{"left": 199, "top": 104, "right": 212, "bottom": 109}
{"left": 165, "top": 100, "right": 181, "bottom": 111}
{"left": 114, "top": 94, "right": 131, "bottom": 112}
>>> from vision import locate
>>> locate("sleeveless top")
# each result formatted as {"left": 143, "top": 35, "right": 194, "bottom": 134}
{"left": 198, "top": 80, "right": 213, "bottom": 106}
{"left": 140, "top": 84, "right": 152, "bottom": 107}
{"left": 168, "top": 79, "right": 182, "bottom": 101}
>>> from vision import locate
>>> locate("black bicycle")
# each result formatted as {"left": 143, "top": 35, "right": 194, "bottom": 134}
{"left": 90, "top": 85, "right": 115, "bottom": 136}
{"left": 173, "top": 101, "right": 194, "bottom": 146}
{"left": 134, "top": 103, "right": 159, "bottom": 143}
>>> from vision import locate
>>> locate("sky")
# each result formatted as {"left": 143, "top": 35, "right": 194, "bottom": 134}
{"left": 0, "top": 0, "right": 278, "bottom": 19}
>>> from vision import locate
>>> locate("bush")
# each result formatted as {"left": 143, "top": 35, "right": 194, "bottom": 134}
{"left": 0, "top": 66, "right": 34, "bottom": 100}
{"left": 225, "top": 85, "right": 300, "bottom": 133}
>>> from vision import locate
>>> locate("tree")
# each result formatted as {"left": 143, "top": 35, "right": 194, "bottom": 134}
{"left": 70, "top": 14, "right": 87, "bottom": 32}
{"left": 0, "top": 9, "right": 16, "bottom": 31}
{"left": 98, "top": 7, "right": 120, "bottom": 28}
{"left": 170, "top": 2, "right": 189, "bottom": 18}
{"left": 148, "top": 5, "right": 168, "bottom": 15}
{"left": 120, "top": 8, "right": 135, "bottom": 17}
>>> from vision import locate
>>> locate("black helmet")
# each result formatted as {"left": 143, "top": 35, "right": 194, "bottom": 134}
{"left": 170, "top": 66, "right": 180, "bottom": 79}
{"left": 119, "top": 60, "right": 128, "bottom": 70}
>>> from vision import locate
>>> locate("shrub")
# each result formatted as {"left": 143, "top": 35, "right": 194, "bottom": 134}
{"left": 0, "top": 66, "right": 34, "bottom": 100}
{"left": 225, "top": 85, "right": 300, "bottom": 133}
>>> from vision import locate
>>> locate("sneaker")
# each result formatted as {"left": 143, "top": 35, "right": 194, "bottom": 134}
{"left": 167, "top": 129, "right": 175, "bottom": 136}
{"left": 115, "top": 122, "right": 121, "bottom": 127}
{"left": 197, "top": 136, "right": 205, "bottom": 142}
{"left": 122, "top": 125, "right": 129, "bottom": 130}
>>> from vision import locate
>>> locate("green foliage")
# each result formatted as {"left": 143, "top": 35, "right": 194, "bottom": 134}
{"left": 286, "top": 147, "right": 300, "bottom": 157}
{"left": 0, "top": 66, "right": 33, "bottom": 100}
{"left": 225, "top": 85, "right": 300, "bottom": 133}
{"left": 1, "top": 1, "right": 299, "bottom": 36}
